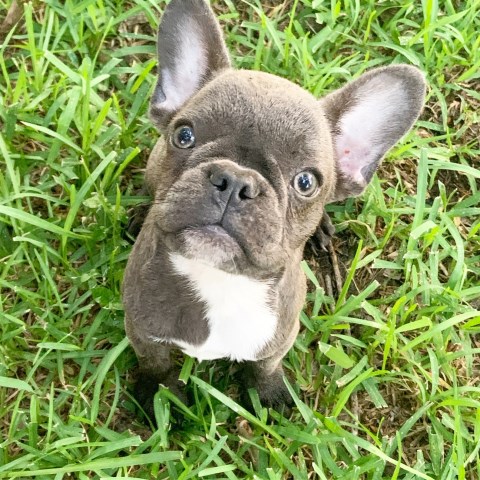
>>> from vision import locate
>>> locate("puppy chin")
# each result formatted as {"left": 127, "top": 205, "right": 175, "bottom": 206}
{"left": 179, "top": 225, "right": 244, "bottom": 268}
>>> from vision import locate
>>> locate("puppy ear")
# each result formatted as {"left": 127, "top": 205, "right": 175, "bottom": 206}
{"left": 150, "top": 0, "right": 231, "bottom": 129}
{"left": 321, "top": 65, "right": 426, "bottom": 202}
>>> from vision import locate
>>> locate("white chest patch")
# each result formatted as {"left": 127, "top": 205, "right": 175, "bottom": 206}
{"left": 151, "top": 254, "right": 277, "bottom": 362}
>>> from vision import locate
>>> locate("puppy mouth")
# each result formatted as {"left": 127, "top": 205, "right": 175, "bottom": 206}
{"left": 179, "top": 224, "right": 245, "bottom": 266}
{"left": 186, "top": 224, "right": 238, "bottom": 245}
{"left": 192, "top": 224, "right": 231, "bottom": 235}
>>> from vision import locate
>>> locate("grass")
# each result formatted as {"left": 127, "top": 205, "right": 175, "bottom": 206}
{"left": 0, "top": 0, "right": 479, "bottom": 478}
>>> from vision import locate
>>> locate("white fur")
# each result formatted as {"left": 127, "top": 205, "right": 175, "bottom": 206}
{"left": 336, "top": 78, "right": 406, "bottom": 183}
{"left": 156, "top": 23, "right": 207, "bottom": 112}
{"left": 148, "top": 254, "right": 277, "bottom": 362}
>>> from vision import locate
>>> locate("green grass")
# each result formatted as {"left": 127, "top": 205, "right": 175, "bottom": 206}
{"left": 1, "top": 0, "right": 479, "bottom": 478}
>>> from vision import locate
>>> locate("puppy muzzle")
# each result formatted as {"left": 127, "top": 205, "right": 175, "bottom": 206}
{"left": 153, "top": 159, "right": 285, "bottom": 273}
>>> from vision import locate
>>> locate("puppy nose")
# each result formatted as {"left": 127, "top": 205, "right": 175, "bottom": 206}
{"left": 209, "top": 169, "right": 260, "bottom": 203}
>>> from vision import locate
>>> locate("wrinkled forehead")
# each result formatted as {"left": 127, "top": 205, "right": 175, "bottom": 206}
{"left": 176, "top": 70, "right": 328, "bottom": 156}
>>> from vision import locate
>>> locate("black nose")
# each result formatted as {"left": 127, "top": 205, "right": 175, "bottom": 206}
{"left": 209, "top": 170, "right": 259, "bottom": 203}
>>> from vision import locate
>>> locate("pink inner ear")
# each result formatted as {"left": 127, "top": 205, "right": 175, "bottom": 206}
{"left": 333, "top": 77, "right": 406, "bottom": 186}
{"left": 335, "top": 132, "right": 378, "bottom": 186}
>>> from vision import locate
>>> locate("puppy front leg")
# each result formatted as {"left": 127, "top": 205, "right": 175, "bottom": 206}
{"left": 129, "top": 335, "right": 185, "bottom": 420}
{"left": 240, "top": 357, "right": 292, "bottom": 411}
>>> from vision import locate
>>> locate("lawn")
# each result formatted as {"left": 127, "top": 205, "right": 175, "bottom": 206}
{"left": 0, "top": 0, "right": 479, "bottom": 478}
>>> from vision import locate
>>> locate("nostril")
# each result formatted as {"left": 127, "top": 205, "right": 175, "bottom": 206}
{"left": 210, "top": 173, "right": 229, "bottom": 191}
{"left": 239, "top": 185, "right": 252, "bottom": 200}
{"left": 218, "top": 178, "right": 228, "bottom": 192}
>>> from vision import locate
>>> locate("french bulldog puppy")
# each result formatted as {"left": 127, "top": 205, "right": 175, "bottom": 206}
{"left": 123, "top": 0, "right": 426, "bottom": 418}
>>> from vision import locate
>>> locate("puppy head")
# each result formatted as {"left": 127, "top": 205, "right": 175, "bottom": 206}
{"left": 146, "top": 0, "right": 425, "bottom": 277}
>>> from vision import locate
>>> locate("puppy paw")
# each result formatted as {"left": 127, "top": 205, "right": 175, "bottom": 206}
{"left": 125, "top": 202, "right": 151, "bottom": 240}
{"left": 312, "top": 210, "right": 335, "bottom": 251}
{"left": 240, "top": 364, "right": 293, "bottom": 414}
{"left": 133, "top": 372, "right": 159, "bottom": 421}
{"left": 133, "top": 369, "right": 187, "bottom": 424}
{"left": 256, "top": 379, "right": 293, "bottom": 413}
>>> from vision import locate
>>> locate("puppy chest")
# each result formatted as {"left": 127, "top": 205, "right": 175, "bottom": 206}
{"left": 169, "top": 254, "right": 277, "bottom": 361}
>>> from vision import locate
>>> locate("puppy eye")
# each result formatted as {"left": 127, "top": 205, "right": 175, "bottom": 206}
{"left": 172, "top": 125, "right": 195, "bottom": 149}
{"left": 292, "top": 171, "right": 320, "bottom": 197}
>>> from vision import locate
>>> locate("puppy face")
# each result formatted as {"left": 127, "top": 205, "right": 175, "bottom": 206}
{"left": 148, "top": 70, "right": 336, "bottom": 275}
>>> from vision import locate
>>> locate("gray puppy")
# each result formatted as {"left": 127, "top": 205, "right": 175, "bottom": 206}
{"left": 123, "top": 0, "right": 426, "bottom": 417}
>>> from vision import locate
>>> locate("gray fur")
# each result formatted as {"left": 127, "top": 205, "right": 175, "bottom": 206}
{"left": 123, "top": 0, "right": 426, "bottom": 414}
